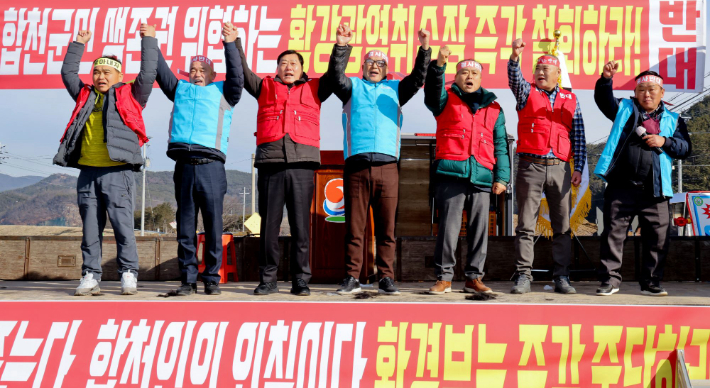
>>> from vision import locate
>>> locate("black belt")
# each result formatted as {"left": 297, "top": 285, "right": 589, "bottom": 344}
{"left": 180, "top": 158, "right": 214, "bottom": 165}
{"left": 519, "top": 154, "right": 561, "bottom": 166}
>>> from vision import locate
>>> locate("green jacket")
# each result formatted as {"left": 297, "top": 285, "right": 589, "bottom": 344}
{"left": 423, "top": 62, "right": 511, "bottom": 187}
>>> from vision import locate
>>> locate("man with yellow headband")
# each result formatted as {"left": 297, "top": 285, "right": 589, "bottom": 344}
{"left": 54, "top": 25, "right": 158, "bottom": 296}
{"left": 424, "top": 48, "right": 511, "bottom": 295}
{"left": 594, "top": 63, "right": 691, "bottom": 296}
{"left": 507, "top": 38, "right": 587, "bottom": 295}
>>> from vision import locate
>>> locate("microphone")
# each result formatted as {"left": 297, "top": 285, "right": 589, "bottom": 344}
{"left": 634, "top": 126, "right": 663, "bottom": 155}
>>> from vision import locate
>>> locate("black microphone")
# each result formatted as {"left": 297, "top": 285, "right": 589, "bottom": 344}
{"left": 634, "top": 126, "right": 663, "bottom": 155}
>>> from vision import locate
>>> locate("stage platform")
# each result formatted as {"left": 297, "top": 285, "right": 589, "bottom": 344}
{"left": 1, "top": 280, "right": 708, "bottom": 305}
{"left": 1, "top": 280, "right": 709, "bottom": 387}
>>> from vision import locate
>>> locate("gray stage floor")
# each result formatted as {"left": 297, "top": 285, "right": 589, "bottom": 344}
{"left": 0, "top": 280, "right": 708, "bottom": 305}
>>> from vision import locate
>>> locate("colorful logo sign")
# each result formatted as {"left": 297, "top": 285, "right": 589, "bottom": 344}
{"left": 323, "top": 178, "right": 345, "bottom": 223}
{"left": 687, "top": 192, "right": 710, "bottom": 236}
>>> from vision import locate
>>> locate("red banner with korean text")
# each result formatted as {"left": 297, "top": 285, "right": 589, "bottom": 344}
{"left": 0, "top": 301, "right": 709, "bottom": 387}
{"left": 0, "top": 1, "right": 705, "bottom": 91}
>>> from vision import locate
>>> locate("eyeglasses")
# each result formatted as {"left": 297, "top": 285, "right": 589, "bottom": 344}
{"left": 364, "top": 59, "right": 387, "bottom": 67}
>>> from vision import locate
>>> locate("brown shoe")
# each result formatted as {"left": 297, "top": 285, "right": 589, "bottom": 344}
{"left": 429, "top": 280, "right": 452, "bottom": 295}
{"left": 464, "top": 278, "right": 492, "bottom": 294}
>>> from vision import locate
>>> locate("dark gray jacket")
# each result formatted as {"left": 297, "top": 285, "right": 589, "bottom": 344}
{"left": 54, "top": 37, "right": 159, "bottom": 170}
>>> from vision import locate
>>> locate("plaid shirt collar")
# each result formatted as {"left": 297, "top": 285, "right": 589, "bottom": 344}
{"left": 636, "top": 99, "right": 664, "bottom": 122}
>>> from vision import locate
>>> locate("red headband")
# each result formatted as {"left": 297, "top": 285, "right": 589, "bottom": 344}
{"left": 364, "top": 50, "right": 388, "bottom": 64}
{"left": 636, "top": 75, "right": 663, "bottom": 87}
{"left": 191, "top": 55, "right": 213, "bottom": 67}
{"left": 456, "top": 60, "right": 482, "bottom": 72}
{"left": 536, "top": 55, "right": 559, "bottom": 67}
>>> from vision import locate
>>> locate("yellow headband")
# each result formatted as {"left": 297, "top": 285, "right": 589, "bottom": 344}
{"left": 93, "top": 57, "right": 122, "bottom": 72}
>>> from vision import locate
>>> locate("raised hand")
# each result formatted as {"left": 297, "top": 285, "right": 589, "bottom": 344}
{"left": 437, "top": 46, "right": 451, "bottom": 67}
{"left": 76, "top": 30, "right": 92, "bottom": 44}
{"left": 140, "top": 23, "right": 156, "bottom": 38}
{"left": 222, "top": 22, "right": 238, "bottom": 43}
{"left": 602, "top": 60, "right": 619, "bottom": 79}
{"left": 418, "top": 28, "right": 431, "bottom": 50}
{"left": 336, "top": 24, "right": 353, "bottom": 46}
{"left": 511, "top": 38, "right": 525, "bottom": 61}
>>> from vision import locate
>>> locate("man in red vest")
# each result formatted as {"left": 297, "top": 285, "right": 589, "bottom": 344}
{"left": 236, "top": 39, "right": 333, "bottom": 296}
{"left": 507, "top": 38, "right": 587, "bottom": 295}
{"left": 424, "top": 47, "right": 511, "bottom": 295}
{"left": 54, "top": 26, "right": 157, "bottom": 296}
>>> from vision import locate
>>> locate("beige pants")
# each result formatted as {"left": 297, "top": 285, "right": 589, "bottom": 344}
{"left": 514, "top": 159, "right": 572, "bottom": 279}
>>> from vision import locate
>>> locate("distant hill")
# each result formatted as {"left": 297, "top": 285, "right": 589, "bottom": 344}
{"left": 0, "top": 170, "right": 254, "bottom": 226}
{"left": 0, "top": 173, "right": 43, "bottom": 192}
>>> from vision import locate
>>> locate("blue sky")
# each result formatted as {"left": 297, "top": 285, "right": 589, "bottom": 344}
{"left": 1, "top": 8, "right": 708, "bottom": 178}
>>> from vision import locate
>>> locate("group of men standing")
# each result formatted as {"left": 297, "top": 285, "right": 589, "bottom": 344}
{"left": 54, "top": 22, "right": 690, "bottom": 298}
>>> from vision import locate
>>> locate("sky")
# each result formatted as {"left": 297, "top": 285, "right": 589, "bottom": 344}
{"left": 0, "top": 7, "right": 708, "bottom": 178}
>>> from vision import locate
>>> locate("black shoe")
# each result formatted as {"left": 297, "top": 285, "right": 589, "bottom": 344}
{"left": 554, "top": 276, "right": 577, "bottom": 294}
{"left": 641, "top": 283, "right": 668, "bottom": 296}
{"left": 336, "top": 276, "right": 361, "bottom": 295}
{"left": 596, "top": 283, "right": 619, "bottom": 296}
{"left": 378, "top": 277, "right": 401, "bottom": 295}
{"left": 254, "top": 282, "right": 278, "bottom": 295}
{"left": 510, "top": 274, "right": 531, "bottom": 294}
{"left": 204, "top": 281, "right": 222, "bottom": 295}
{"left": 290, "top": 279, "right": 311, "bottom": 296}
{"left": 176, "top": 283, "right": 197, "bottom": 296}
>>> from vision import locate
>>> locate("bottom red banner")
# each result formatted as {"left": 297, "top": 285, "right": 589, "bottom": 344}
{"left": 0, "top": 301, "right": 707, "bottom": 387}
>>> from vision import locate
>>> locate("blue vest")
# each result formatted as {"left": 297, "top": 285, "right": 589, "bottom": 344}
{"left": 341, "top": 77, "right": 402, "bottom": 159}
{"left": 169, "top": 80, "right": 233, "bottom": 155}
{"left": 594, "top": 99, "right": 678, "bottom": 197}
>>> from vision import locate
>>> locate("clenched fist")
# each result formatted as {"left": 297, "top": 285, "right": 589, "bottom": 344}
{"left": 510, "top": 38, "right": 525, "bottom": 61}
{"left": 336, "top": 24, "right": 353, "bottom": 47}
{"left": 76, "top": 30, "right": 92, "bottom": 44}
{"left": 222, "top": 22, "right": 238, "bottom": 43}
{"left": 140, "top": 24, "right": 156, "bottom": 38}
{"left": 418, "top": 28, "right": 431, "bottom": 50}
{"left": 602, "top": 60, "right": 619, "bottom": 79}
{"left": 437, "top": 46, "right": 451, "bottom": 67}
{"left": 492, "top": 182, "right": 507, "bottom": 195}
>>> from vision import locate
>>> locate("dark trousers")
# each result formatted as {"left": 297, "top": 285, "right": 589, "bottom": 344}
{"left": 599, "top": 185, "right": 670, "bottom": 287}
{"left": 433, "top": 176, "right": 490, "bottom": 281}
{"left": 344, "top": 162, "right": 398, "bottom": 280}
{"left": 77, "top": 165, "right": 139, "bottom": 281}
{"left": 174, "top": 160, "right": 227, "bottom": 284}
{"left": 258, "top": 165, "right": 314, "bottom": 283}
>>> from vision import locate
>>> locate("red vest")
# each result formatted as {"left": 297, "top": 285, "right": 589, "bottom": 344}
{"left": 516, "top": 83, "right": 576, "bottom": 161}
{"left": 61, "top": 84, "right": 149, "bottom": 146}
{"left": 435, "top": 89, "right": 500, "bottom": 171}
{"left": 255, "top": 77, "right": 321, "bottom": 148}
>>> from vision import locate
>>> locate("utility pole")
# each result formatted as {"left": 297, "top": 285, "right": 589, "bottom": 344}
{"left": 0, "top": 143, "right": 6, "bottom": 164}
{"left": 678, "top": 159, "right": 683, "bottom": 193}
{"left": 251, "top": 153, "right": 256, "bottom": 215}
{"left": 140, "top": 140, "right": 151, "bottom": 236}
{"left": 239, "top": 187, "right": 251, "bottom": 232}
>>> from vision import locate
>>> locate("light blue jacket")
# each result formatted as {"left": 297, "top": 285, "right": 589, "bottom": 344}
{"left": 169, "top": 80, "right": 234, "bottom": 155}
{"left": 594, "top": 99, "right": 678, "bottom": 197}
{"left": 342, "top": 77, "right": 402, "bottom": 159}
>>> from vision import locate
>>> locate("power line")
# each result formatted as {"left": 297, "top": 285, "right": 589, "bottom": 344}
{"left": 3, "top": 162, "right": 54, "bottom": 176}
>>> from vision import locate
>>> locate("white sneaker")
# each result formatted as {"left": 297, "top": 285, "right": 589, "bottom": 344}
{"left": 121, "top": 272, "right": 138, "bottom": 295}
{"left": 75, "top": 273, "right": 100, "bottom": 296}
